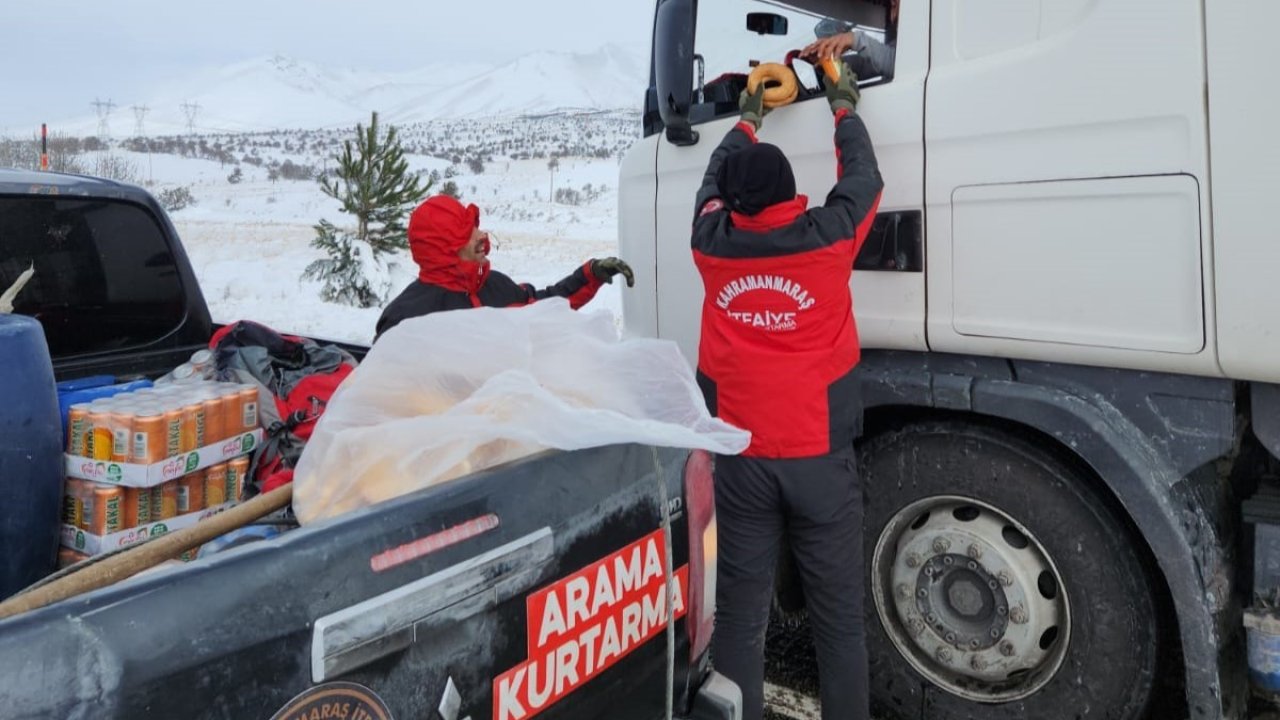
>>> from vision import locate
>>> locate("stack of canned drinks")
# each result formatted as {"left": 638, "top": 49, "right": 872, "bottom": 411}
{"left": 62, "top": 457, "right": 250, "bottom": 537}
{"left": 61, "top": 380, "right": 263, "bottom": 540}
{"left": 65, "top": 381, "right": 260, "bottom": 463}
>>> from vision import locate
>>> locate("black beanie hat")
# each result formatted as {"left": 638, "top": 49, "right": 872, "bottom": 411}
{"left": 715, "top": 143, "right": 797, "bottom": 216}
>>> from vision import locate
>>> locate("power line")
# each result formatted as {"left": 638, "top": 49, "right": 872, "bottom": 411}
{"left": 91, "top": 98, "right": 116, "bottom": 139}
{"left": 131, "top": 105, "right": 149, "bottom": 137}
{"left": 180, "top": 101, "right": 202, "bottom": 135}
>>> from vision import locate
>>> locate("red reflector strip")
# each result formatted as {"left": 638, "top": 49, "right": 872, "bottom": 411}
{"left": 370, "top": 513, "right": 500, "bottom": 573}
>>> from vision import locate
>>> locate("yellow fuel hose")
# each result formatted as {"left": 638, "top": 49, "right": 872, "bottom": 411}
{"left": 747, "top": 63, "right": 799, "bottom": 109}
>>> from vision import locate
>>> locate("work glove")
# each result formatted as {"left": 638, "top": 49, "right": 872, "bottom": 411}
{"left": 590, "top": 257, "right": 635, "bottom": 287}
{"left": 823, "top": 60, "right": 861, "bottom": 115}
{"left": 738, "top": 86, "right": 767, "bottom": 130}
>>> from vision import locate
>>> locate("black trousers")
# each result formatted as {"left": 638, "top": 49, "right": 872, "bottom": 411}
{"left": 711, "top": 446, "right": 868, "bottom": 720}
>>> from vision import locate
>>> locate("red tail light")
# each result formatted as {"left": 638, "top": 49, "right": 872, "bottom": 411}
{"left": 685, "top": 449, "right": 716, "bottom": 662}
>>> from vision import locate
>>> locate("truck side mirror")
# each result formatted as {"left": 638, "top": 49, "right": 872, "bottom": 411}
{"left": 654, "top": 0, "right": 699, "bottom": 146}
{"left": 746, "top": 12, "right": 788, "bottom": 36}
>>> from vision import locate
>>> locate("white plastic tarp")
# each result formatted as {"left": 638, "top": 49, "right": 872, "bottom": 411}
{"left": 292, "top": 300, "right": 749, "bottom": 524}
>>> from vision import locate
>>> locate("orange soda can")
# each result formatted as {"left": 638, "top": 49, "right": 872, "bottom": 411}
{"left": 87, "top": 410, "right": 115, "bottom": 461}
{"left": 123, "top": 487, "right": 152, "bottom": 528}
{"left": 133, "top": 410, "right": 166, "bottom": 463}
{"left": 162, "top": 408, "right": 183, "bottom": 457}
{"left": 89, "top": 483, "right": 124, "bottom": 535}
{"left": 228, "top": 456, "right": 251, "bottom": 502}
{"left": 158, "top": 481, "right": 179, "bottom": 520}
{"left": 205, "top": 464, "right": 228, "bottom": 506}
{"left": 178, "top": 471, "right": 206, "bottom": 514}
{"left": 179, "top": 400, "right": 204, "bottom": 452}
{"left": 109, "top": 411, "right": 134, "bottom": 463}
{"left": 68, "top": 480, "right": 92, "bottom": 531}
{"left": 201, "top": 394, "right": 225, "bottom": 444}
{"left": 219, "top": 388, "right": 242, "bottom": 439}
{"left": 236, "top": 386, "right": 260, "bottom": 433}
{"left": 62, "top": 481, "right": 83, "bottom": 527}
{"left": 66, "top": 403, "right": 91, "bottom": 455}
{"left": 58, "top": 548, "right": 88, "bottom": 569}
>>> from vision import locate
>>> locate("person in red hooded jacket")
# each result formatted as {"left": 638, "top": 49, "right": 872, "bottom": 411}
{"left": 375, "top": 194, "right": 634, "bottom": 340}
{"left": 693, "top": 62, "right": 881, "bottom": 720}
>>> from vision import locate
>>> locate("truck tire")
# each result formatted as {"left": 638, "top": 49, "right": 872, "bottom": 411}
{"left": 860, "top": 421, "right": 1157, "bottom": 720}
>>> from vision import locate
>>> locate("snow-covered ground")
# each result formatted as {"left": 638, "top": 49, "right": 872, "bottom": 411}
{"left": 117, "top": 114, "right": 639, "bottom": 345}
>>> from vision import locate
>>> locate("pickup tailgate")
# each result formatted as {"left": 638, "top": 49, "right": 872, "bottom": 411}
{"left": 0, "top": 444, "right": 696, "bottom": 720}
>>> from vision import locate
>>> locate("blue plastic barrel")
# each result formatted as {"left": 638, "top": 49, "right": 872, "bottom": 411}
{"left": 0, "top": 315, "right": 63, "bottom": 600}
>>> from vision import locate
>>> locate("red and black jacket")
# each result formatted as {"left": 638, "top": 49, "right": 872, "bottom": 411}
{"left": 374, "top": 195, "right": 604, "bottom": 341}
{"left": 692, "top": 112, "right": 883, "bottom": 458}
{"left": 375, "top": 264, "right": 603, "bottom": 341}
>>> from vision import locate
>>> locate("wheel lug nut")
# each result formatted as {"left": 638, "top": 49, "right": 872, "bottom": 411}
{"left": 936, "top": 648, "right": 953, "bottom": 663}
{"left": 944, "top": 632, "right": 957, "bottom": 644}
{"left": 997, "top": 606, "right": 1008, "bottom": 617}
{"left": 924, "top": 566, "right": 935, "bottom": 577}
{"left": 943, "top": 556, "right": 954, "bottom": 566}
{"left": 926, "top": 613, "right": 938, "bottom": 624}
{"left": 971, "top": 655, "right": 988, "bottom": 671}
{"left": 968, "top": 639, "right": 980, "bottom": 650}
{"left": 897, "top": 584, "right": 912, "bottom": 600}
{"left": 998, "top": 571, "right": 1013, "bottom": 587}
{"left": 989, "top": 629, "right": 1001, "bottom": 639}
{"left": 906, "top": 552, "right": 922, "bottom": 569}
{"left": 967, "top": 544, "right": 983, "bottom": 560}
{"left": 932, "top": 538, "right": 951, "bottom": 554}
{"left": 1010, "top": 607, "right": 1028, "bottom": 625}
{"left": 999, "top": 641, "right": 1016, "bottom": 657}
{"left": 917, "top": 589, "right": 928, "bottom": 599}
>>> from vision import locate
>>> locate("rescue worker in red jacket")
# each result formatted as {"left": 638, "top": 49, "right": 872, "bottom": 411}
{"left": 692, "top": 60, "right": 882, "bottom": 720}
{"left": 375, "top": 194, "right": 634, "bottom": 340}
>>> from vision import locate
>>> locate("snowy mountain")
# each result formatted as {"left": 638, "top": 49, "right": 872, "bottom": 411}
{"left": 35, "top": 44, "right": 648, "bottom": 136}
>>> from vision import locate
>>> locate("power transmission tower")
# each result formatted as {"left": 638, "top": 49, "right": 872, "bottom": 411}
{"left": 131, "top": 105, "right": 149, "bottom": 137}
{"left": 91, "top": 98, "right": 116, "bottom": 139}
{"left": 180, "top": 101, "right": 201, "bottom": 135}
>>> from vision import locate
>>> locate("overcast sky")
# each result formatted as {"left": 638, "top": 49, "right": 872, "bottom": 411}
{"left": 0, "top": 0, "right": 654, "bottom": 130}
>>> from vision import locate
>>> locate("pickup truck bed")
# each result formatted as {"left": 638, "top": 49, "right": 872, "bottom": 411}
{"left": 0, "top": 168, "right": 739, "bottom": 720}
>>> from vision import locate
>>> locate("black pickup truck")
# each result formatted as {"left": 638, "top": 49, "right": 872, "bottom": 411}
{"left": 0, "top": 168, "right": 740, "bottom": 720}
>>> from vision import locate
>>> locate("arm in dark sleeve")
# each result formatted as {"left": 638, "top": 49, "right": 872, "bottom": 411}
{"left": 811, "top": 110, "right": 884, "bottom": 255}
{"left": 693, "top": 121, "right": 758, "bottom": 220}
{"left": 522, "top": 262, "right": 605, "bottom": 310}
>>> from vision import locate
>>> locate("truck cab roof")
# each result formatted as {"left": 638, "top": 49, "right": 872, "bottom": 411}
{"left": 0, "top": 167, "right": 150, "bottom": 199}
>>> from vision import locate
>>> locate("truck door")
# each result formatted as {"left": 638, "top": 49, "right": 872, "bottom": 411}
{"left": 651, "top": 0, "right": 928, "bottom": 361}
{"left": 923, "top": 0, "right": 1216, "bottom": 376}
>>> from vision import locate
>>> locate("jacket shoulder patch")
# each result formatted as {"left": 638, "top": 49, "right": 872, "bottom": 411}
{"left": 699, "top": 199, "right": 724, "bottom": 217}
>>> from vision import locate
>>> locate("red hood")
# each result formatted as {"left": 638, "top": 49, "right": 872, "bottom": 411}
{"left": 408, "top": 195, "right": 490, "bottom": 294}
{"left": 731, "top": 195, "right": 809, "bottom": 232}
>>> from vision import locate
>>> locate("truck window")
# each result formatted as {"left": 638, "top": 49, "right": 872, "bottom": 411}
{"left": 0, "top": 196, "right": 186, "bottom": 358}
{"left": 690, "top": 0, "right": 896, "bottom": 126}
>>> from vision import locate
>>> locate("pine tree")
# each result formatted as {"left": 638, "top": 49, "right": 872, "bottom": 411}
{"left": 303, "top": 112, "right": 428, "bottom": 308}
{"left": 319, "top": 111, "right": 424, "bottom": 254}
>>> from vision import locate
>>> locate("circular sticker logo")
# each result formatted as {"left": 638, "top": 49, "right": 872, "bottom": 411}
{"left": 185, "top": 453, "right": 201, "bottom": 472}
{"left": 269, "top": 682, "right": 394, "bottom": 720}
{"left": 149, "top": 523, "right": 169, "bottom": 537}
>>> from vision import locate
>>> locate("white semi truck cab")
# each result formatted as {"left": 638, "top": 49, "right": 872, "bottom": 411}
{"left": 619, "top": 1, "right": 1280, "bottom": 718}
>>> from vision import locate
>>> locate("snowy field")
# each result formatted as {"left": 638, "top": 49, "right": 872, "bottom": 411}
{"left": 99, "top": 114, "right": 639, "bottom": 346}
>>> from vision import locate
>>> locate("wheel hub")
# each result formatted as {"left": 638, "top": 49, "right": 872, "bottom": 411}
{"left": 916, "top": 554, "right": 1009, "bottom": 651}
{"left": 873, "top": 496, "right": 1071, "bottom": 702}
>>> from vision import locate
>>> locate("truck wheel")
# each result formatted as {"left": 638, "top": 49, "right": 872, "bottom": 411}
{"left": 861, "top": 422, "right": 1157, "bottom": 719}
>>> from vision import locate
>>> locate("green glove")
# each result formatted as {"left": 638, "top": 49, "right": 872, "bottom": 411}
{"left": 590, "top": 257, "right": 635, "bottom": 287}
{"left": 823, "top": 60, "right": 861, "bottom": 115}
{"left": 738, "top": 87, "right": 766, "bottom": 129}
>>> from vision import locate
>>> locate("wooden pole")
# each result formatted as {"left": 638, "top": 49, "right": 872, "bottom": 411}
{"left": 0, "top": 484, "right": 293, "bottom": 620}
